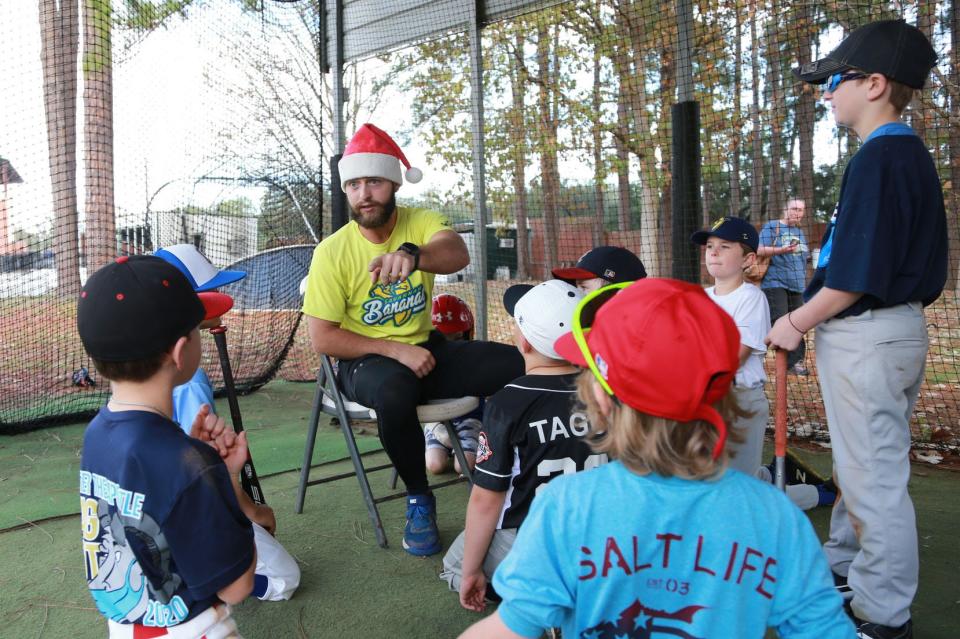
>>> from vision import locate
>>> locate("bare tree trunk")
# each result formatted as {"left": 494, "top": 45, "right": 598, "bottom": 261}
{"left": 949, "top": 0, "right": 960, "bottom": 289}
{"left": 591, "top": 31, "right": 605, "bottom": 247}
{"left": 657, "top": 9, "right": 675, "bottom": 271}
{"left": 914, "top": 0, "right": 934, "bottom": 145}
{"left": 537, "top": 24, "right": 560, "bottom": 275}
{"left": 764, "top": 0, "right": 785, "bottom": 219}
{"left": 83, "top": 0, "right": 115, "bottom": 271}
{"left": 795, "top": 2, "right": 816, "bottom": 242}
{"left": 614, "top": 45, "right": 632, "bottom": 233}
{"left": 729, "top": 0, "right": 743, "bottom": 218}
{"left": 749, "top": 0, "right": 764, "bottom": 222}
{"left": 626, "top": 5, "right": 661, "bottom": 275}
{"left": 40, "top": 0, "right": 81, "bottom": 295}
{"left": 511, "top": 29, "right": 530, "bottom": 279}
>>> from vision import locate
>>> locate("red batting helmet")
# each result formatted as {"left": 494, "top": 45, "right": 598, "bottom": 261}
{"left": 432, "top": 294, "right": 474, "bottom": 335}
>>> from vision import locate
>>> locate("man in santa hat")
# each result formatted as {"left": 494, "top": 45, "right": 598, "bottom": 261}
{"left": 302, "top": 124, "right": 524, "bottom": 557}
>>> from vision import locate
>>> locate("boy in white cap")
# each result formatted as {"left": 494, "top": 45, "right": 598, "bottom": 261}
{"left": 302, "top": 124, "right": 524, "bottom": 556}
{"left": 440, "top": 280, "right": 606, "bottom": 611}
{"left": 157, "top": 244, "right": 301, "bottom": 603}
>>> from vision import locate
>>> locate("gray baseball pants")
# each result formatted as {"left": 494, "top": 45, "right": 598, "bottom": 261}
{"left": 816, "top": 303, "right": 926, "bottom": 627}
{"left": 727, "top": 384, "right": 769, "bottom": 476}
{"left": 439, "top": 528, "right": 517, "bottom": 593}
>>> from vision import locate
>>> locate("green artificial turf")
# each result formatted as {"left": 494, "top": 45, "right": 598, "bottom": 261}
{"left": 1, "top": 381, "right": 958, "bottom": 638}
{"left": 0, "top": 381, "right": 380, "bottom": 532}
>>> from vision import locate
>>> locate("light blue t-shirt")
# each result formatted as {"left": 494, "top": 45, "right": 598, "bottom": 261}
{"left": 492, "top": 462, "right": 854, "bottom": 639}
{"left": 759, "top": 221, "right": 808, "bottom": 293}
{"left": 172, "top": 368, "right": 215, "bottom": 435}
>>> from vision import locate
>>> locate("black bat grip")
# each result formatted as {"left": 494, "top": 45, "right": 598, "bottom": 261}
{"left": 210, "top": 326, "right": 266, "bottom": 505}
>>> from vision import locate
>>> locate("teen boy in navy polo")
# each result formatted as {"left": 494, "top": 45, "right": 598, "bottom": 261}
{"left": 768, "top": 19, "right": 946, "bottom": 639}
{"left": 77, "top": 256, "right": 256, "bottom": 638}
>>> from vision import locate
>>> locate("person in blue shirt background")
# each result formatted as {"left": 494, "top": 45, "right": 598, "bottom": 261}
{"left": 758, "top": 198, "right": 811, "bottom": 375}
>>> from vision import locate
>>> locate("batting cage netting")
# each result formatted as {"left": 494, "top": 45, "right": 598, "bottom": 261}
{"left": 2, "top": 0, "right": 958, "bottom": 458}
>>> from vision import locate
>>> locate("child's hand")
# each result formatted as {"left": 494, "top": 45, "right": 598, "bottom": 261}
{"left": 189, "top": 404, "right": 228, "bottom": 445}
{"left": 250, "top": 503, "right": 277, "bottom": 536}
{"left": 766, "top": 314, "right": 805, "bottom": 351}
{"left": 214, "top": 429, "right": 249, "bottom": 476}
{"left": 459, "top": 571, "right": 488, "bottom": 613}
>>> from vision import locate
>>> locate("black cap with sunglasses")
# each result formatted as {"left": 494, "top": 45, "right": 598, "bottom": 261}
{"left": 793, "top": 19, "right": 936, "bottom": 90}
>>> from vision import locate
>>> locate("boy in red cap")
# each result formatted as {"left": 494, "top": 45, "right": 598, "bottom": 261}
{"left": 424, "top": 294, "right": 482, "bottom": 476}
{"left": 459, "top": 279, "right": 853, "bottom": 639}
{"left": 77, "top": 256, "right": 255, "bottom": 638}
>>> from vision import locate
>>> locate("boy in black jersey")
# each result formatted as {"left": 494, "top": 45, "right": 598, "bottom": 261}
{"left": 439, "top": 280, "right": 607, "bottom": 611}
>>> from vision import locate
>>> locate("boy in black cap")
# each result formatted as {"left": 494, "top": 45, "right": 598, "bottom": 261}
{"left": 77, "top": 256, "right": 256, "bottom": 637}
{"left": 691, "top": 217, "right": 770, "bottom": 478}
{"left": 769, "top": 19, "right": 947, "bottom": 639}
{"left": 552, "top": 245, "right": 646, "bottom": 293}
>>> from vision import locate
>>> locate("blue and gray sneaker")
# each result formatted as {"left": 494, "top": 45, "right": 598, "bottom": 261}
{"left": 403, "top": 492, "right": 441, "bottom": 556}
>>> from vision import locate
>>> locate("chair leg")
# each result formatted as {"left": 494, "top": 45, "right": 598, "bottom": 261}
{"left": 389, "top": 468, "right": 399, "bottom": 490}
{"left": 446, "top": 420, "right": 473, "bottom": 485}
{"left": 295, "top": 370, "right": 326, "bottom": 514}
{"left": 338, "top": 410, "right": 389, "bottom": 548}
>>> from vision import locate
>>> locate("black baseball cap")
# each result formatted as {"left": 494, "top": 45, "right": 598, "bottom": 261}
{"left": 691, "top": 217, "right": 759, "bottom": 252}
{"left": 793, "top": 19, "right": 937, "bottom": 89}
{"left": 552, "top": 246, "right": 647, "bottom": 284}
{"left": 77, "top": 255, "right": 206, "bottom": 362}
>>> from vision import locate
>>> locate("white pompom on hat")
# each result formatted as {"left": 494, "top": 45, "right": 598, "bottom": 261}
{"left": 338, "top": 123, "right": 423, "bottom": 191}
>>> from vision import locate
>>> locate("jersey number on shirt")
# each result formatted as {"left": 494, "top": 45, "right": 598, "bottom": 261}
{"left": 536, "top": 454, "right": 608, "bottom": 494}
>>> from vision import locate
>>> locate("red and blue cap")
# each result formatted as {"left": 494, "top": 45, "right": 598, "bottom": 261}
{"left": 154, "top": 244, "right": 246, "bottom": 292}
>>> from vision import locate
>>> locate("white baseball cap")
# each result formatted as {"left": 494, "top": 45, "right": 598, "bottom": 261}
{"left": 154, "top": 244, "right": 246, "bottom": 292}
{"left": 503, "top": 280, "right": 584, "bottom": 360}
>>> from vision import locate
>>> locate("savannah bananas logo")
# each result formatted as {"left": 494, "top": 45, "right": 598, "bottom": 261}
{"left": 362, "top": 279, "right": 427, "bottom": 327}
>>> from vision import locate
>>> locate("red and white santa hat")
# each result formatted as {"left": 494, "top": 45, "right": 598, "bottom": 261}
{"left": 338, "top": 123, "right": 423, "bottom": 191}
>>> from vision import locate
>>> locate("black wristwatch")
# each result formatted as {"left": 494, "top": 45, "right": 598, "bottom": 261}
{"left": 398, "top": 242, "right": 420, "bottom": 271}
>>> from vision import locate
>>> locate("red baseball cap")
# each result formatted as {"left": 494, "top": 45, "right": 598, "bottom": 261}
{"left": 554, "top": 278, "right": 740, "bottom": 457}
{"left": 431, "top": 294, "right": 474, "bottom": 334}
{"left": 198, "top": 292, "right": 234, "bottom": 321}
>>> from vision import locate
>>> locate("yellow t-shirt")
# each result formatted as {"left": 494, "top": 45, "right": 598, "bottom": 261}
{"left": 302, "top": 207, "right": 452, "bottom": 345}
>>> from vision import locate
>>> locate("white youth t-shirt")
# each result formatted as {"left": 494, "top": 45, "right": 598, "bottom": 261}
{"left": 706, "top": 282, "right": 771, "bottom": 388}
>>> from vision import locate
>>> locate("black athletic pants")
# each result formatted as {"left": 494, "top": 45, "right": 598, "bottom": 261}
{"left": 338, "top": 331, "right": 524, "bottom": 494}
{"left": 763, "top": 286, "right": 806, "bottom": 369}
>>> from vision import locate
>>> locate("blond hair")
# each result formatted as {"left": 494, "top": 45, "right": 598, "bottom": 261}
{"left": 576, "top": 372, "right": 747, "bottom": 479}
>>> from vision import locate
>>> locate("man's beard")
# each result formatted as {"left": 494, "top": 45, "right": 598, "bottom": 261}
{"left": 351, "top": 193, "right": 397, "bottom": 229}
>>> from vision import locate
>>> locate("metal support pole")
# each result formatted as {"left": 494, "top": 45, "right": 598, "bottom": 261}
{"left": 331, "top": 0, "right": 346, "bottom": 154}
{"left": 671, "top": 0, "right": 701, "bottom": 283}
{"left": 468, "top": 0, "right": 489, "bottom": 340}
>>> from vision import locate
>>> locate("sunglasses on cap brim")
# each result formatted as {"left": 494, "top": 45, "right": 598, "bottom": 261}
{"left": 571, "top": 281, "right": 633, "bottom": 396}
{"left": 825, "top": 71, "right": 867, "bottom": 93}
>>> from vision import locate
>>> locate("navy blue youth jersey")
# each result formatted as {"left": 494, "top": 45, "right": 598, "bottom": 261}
{"left": 805, "top": 132, "right": 947, "bottom": 317}
{"left": 80, "top": 407, "right": 254, "bottom": 628}
{"left": 473, "top": 373, "right": 606, "bottom": 530}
